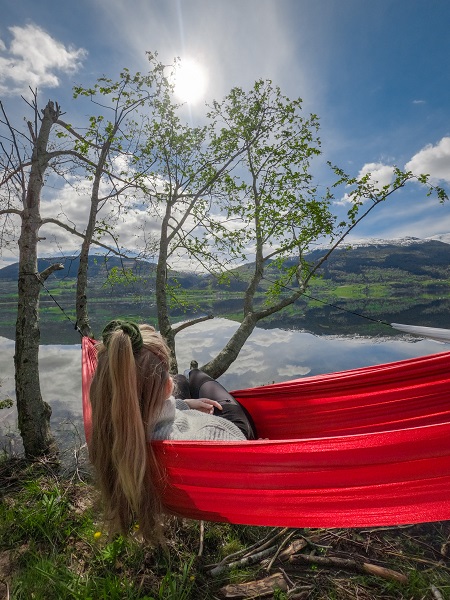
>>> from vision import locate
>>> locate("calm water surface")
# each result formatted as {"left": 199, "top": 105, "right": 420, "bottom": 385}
{"left": 0, "top": 318, "right": 447, "bottom": 452}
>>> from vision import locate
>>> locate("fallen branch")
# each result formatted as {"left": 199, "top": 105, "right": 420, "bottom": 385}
{"left": 208, "top": 545, "right": 279, "bottom": 578}
{"left": 198, "top": 520, "right": 204, "bottom": 557}
{"left": 266, "top": 530, "right": 296, "bottom": 570}
{"left": 205, "top": 527, "right": 289, "bottom": 571}
{"left": 289, "top": 553, "right": 408, "bottom": 584}
{"left": 261, "top": 535, "right": 321, "bottom": 570}
{"left": 218, "top": 572, "right": 287, "bottom": 599}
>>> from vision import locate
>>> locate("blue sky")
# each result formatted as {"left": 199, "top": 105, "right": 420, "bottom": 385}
{"left": 1, "top": 0, "right": 450, "bottom": 267}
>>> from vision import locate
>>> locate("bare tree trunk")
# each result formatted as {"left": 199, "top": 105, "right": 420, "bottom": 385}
{"left": 15, "top": 101, "right": 59, "bottom": 457}
{"left": 75, "top": 199, "right": 99, "bottom": 337}
{"left": 156, "top": 206, "right": 178, "bottom": 373}
{"left": 75, "top": 126, "right": 117, "bottom": 338}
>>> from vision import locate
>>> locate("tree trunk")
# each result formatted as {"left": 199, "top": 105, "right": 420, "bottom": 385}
{"left": 201, "top": 313, "right": 258, "bottom": 379}
{"left": 201, "top": 240, "right": 264, "bottom": 378}
{"left": 15, "top": 101, "right": 59, "bottom": 458}
{"left": 202, "top": 280, "right": 305, "bottom": 379}
{"left": 75, "top": 132, "right": 116, "bottom": 338}
{"left": 156, "top": 207, "right": 178, "bottom": 373}
{"left": 75, "top": 205, "right": 97, "bottom": 337}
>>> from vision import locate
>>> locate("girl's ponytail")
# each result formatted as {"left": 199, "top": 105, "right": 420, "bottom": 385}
{"left": 89, "top": 322, "right": 168, "bottom": 542}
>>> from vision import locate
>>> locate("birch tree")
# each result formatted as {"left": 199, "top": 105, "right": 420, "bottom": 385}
{"left": 0, "top": 96, "right": 63, "bottom": 456}
{"left": 67, "top": 57, "right": 167, "bottom": 336}
{"left": 137, "top": 83, "right": 252, "bottom": 372}
{"left": 198, "top": 80, "right": 447, "bottom": 378}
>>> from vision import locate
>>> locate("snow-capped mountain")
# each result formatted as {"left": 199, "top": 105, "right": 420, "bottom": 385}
{"left": 345, "top": 235, "right": 450, "bottom": 248}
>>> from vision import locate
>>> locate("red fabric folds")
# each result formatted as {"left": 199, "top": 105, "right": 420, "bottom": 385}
{"left": 82, "top": 337, "right": 450, "bottom": 527}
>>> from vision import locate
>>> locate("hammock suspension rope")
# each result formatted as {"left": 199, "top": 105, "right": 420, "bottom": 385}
{"left": 32, "top": 271, "right": 83, "bottom": 337}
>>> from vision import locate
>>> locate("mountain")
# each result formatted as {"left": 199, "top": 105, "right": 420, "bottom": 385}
{"left": 0, "top": 255, "right": 155, "bottom": 281}
{"left": 1, "top": 239, "right": 450, "bottom": 341}
{"left": 302, "top": 239, "right": 450, "bottom": 280}
{"left": 1, "top": 238, "right": 450, "bottom": 287}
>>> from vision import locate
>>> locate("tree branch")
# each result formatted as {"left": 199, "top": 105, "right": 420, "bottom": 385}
{"left": 38, "top": 263, "right": 64, "bottom": 282}
{"left": 0, "top": 208, "right": 22, "bottom": 217}
{"left": 172, "top": 314, "right": 214, "bottom": 336}
{"left": 40, "top": 217, "right": 132, "bottom": 258}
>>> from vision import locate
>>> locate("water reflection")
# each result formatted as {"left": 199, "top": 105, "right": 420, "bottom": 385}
{"left": 0, "top": 318, "right": 447, "bottom": 452}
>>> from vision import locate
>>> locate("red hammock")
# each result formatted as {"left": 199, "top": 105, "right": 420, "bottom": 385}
{"left": 82, "top": 336, "right": 450, "bottom": 528}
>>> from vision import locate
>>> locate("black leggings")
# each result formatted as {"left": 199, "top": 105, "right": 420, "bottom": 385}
{"left": 172, "top": 369, "right": 257, "bottom": 440}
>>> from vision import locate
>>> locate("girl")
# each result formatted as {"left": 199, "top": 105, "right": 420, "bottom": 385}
{"left": 89, "top": 320, "right": 256, "bottom": 542}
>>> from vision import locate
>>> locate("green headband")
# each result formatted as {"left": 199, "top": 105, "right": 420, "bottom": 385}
{"left": 101, "top": 319, "right": 143, "bottom": 354}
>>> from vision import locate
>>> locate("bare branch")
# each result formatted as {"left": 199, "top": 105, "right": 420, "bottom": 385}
{"left": 38, "top": 262, "right": 64, "bottom": 282}
{"left": 0, "top": 208, "right": 22, "bottom": 217}
{"left": 0, "top": 100, "right": 27, "bottom": 204}
{"left": 172, "top": 314, "right": 214, "bottom": 335}
{"left": 40, "top": 216, "right": 134, "bottom": 258}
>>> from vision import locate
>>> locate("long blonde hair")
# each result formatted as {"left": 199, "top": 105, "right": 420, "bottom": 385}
{"left": 89, "top": 321, "right": 171, "bottom": 543}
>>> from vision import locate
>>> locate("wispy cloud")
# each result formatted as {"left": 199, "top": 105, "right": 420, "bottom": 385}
{"left": 94, "top": 0, "right": 313, "bottom": 109}
{"left": 0, "top": 23, "right": 87, "bottom": 95}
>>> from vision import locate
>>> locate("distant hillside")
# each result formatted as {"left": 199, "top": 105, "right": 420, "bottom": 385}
{"left": 1, "top": 239, "right": 449, "bottom": 289}
{"left": 0, "top": 255, "right": 155, "bottom": 281}
{"left": 302, "top": 239, "right": 450, "bottom": 280}
{"left": 0, "top": 254, "right": 210, "bottom": 291}
{"left": 219, "top": 239, "right": 450, "bottom": 291}
{"left": 1, "top": 239, "right": 450, "bottom": 342}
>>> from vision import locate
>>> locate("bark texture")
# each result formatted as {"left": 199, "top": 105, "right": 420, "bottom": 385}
{"left": 75, "top": 123, "right": 118, "bottom": 338}
{"left": 156, "top": 204, "right": 178, "bottom": 373}
{"left": 15, "top": 101, "right": 59, "bottom": 457}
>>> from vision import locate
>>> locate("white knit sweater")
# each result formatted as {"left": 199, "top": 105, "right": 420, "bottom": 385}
{"left": 150, "top": 397, "right": 246, "bottom": 441}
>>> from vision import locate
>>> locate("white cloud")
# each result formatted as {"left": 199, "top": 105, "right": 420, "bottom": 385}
{"left": 277, "top": 364, "right": 311, "bottom": 377}
{"left": 251, "top": 329, "right": 293, "bottom": 346}
{"left": 337, "top": 162, "right": 396, "bottom": 205}
{"left": 0, "top": 23, "right": 87, "bottom": 95}
{"left": 357, "top": 163, "right": 396, "bottom": 187}
{"left": 40, "top": 191, "right": 163, "bottom": 261}
{"left": 405, "top": 137, "right": 450, "bottom": 184}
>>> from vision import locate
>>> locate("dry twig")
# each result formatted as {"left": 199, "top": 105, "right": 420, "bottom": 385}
{"left": 289, "top": 553, "right": 408, "bottom": 584}
{"left": 209, "top": 545, "right": 279, "bottom": 578}
{"left": 430, "top": 584, "right": 445, "bottom": 600}
{"left": 198, "top": 520, "right": 205, "bottom": 557}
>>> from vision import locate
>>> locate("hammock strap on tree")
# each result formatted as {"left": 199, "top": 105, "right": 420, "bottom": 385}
{"left": 82, "top": 337, "right": 450, "bottom": 528}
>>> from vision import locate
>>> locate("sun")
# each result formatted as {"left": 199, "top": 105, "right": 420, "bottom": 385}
{"left": 173, "top": 58, "right": 207, "bottom": 105}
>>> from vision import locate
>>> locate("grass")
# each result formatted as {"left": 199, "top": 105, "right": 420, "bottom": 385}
{"left": 0, "top": 455, "right": 271, "bottom": 599}
{"left": 1, "top": 453, "right": 450, "bottom": 600}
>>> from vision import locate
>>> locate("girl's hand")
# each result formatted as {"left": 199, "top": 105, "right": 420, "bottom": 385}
{"left": 184, "top": 398, "right": 223, "bottom": 414}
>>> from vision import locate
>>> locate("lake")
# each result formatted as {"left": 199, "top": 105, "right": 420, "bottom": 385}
{"left": 0, "top": 317, "right": 447, "bottom": 453}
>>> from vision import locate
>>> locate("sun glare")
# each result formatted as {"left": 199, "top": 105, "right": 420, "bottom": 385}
{"left": 173, "top": 58, "right": 207, "bottom": 105}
